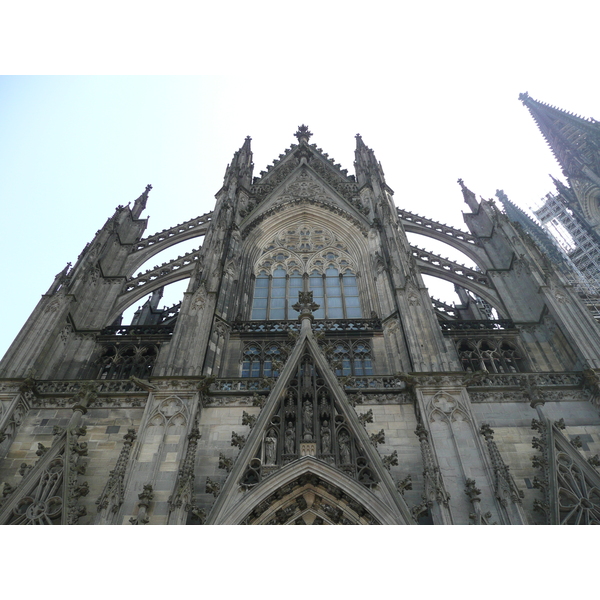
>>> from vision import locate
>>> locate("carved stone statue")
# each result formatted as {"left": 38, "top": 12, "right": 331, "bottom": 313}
{"left": 303, "top": 400, "right": 313, "bottom": 438}
{"left": 285, "top": 422, "right": 295, "bottom": 455}
{"left": 321, "top": 421, "right": 331, "bottom": 454}
{"left": 264, "top": 431, "right": 277, "bottom": 465}
{"left": 339, "top": 431, "right": 351, "bottom": 464}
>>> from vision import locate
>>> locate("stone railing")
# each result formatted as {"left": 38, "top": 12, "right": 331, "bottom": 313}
{"left": 211, "top": 378, "right": 271, "bottom": 392}
{"left": 431, "top": 297, "right": 459, "bottom": 319}
{"left": 343, "top": 376, "right": 406, "bottom": 390}
{"left": 99, "top": 324, "right": 176, "bottom": 336}
{"left": 440, "top": 320, "right": 515, "bottom": 332}
{"left": 230, "top": 318, "right": 382, "bottom": 334}
{"left": 466, "top": 372, "right": 583, "bottom": 389}
{"left": 34, "top": 380, "right": 148, "bottom": 395}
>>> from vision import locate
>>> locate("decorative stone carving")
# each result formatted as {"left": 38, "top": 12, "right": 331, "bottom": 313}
{"left": 382, "top": 451, "right": 398, "bottom": 470}
{"left": 59, "top": 323, "right": 73, "bottom": 344}
{"left": 415, "top": 423, "right": 451, "bottom": 510}
{"left": 96, "top": 428, "right": 137, "bottom": 520}
{"left": 6, "top": 458, "right": 65, "bottom": 524}
{"left": 396, "top": 474, "right": 412, "bottom": 496}
{"left": 464, "top": 478, "right": 491, "bottom": 525}
{"left": 531, "top": 415, "right": 600, "bottom": 524}
{"left": 218, "top": 453, "right": 234, "bottom": 473}
{"left": 264, "top": 431, "right": 277, "bottom": 465}
{"left": 292, "top": 292, "right": 320, "bottom": 322}
{"left": 205, "top": 477, "right": 221, "bottom": 497}
{"left": 190, "top": 284, "right": 207, "bottom": 312}
{"left": 129, "top": 484, "right": 153, "bottom": 525}
{"left": 479, "top": 423, "right": 523, "bottom": 508}
{"left": 358, "top": 409, "right": 373, "bottom": 425}
{"left": 369, "top": 429, "right": 385, "bottom": 447}
{"left": 302, "top": 399, "right": 314, "bottom": 440}
{"left": 242, "top": 411, "right": 256, "bottom": 429}
{"left": 169, "top": 427, "right": 201, "bottom": 516}
{"left": 231, "top": 431, "right": 246, "bottom": 450}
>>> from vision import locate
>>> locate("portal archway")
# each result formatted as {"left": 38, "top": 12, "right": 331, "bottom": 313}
{"left": 210, "top": 457, "right": 411, "bottom": 525}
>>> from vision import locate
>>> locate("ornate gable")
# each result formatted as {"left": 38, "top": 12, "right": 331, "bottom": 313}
{"left": 206, "top": 299, "right": 414, "bottom": 524}
{"left": 242, "top": 127, "right": 371, "bottom": 230}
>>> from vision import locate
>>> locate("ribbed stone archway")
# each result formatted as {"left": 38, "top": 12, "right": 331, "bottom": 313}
{"left": 209, "top": 457, "right": 412, "bottom": 525}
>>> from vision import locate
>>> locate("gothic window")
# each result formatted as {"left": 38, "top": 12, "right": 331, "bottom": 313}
{"left": 329, "top": 341, "right": 373, "bottom": 376}
{"left": 456, "top": 339, "right": 524, "bottom": 373}
{"left": 97, "top": 343, "right": 158, "bottom": 379}
{"left": 251, "top": 228, "right": 364, "bottom": 321}
{"left": 251, "top": 265, "right": 362, "bottom": 321}
{"left": 241, "top": 343, "right": 286, "bottom": 377}
{"left": 311, "top": 265, "right": 362, "bottom": 319}
{"left": 251, "top": 268, "right": 303, "bottom": 320}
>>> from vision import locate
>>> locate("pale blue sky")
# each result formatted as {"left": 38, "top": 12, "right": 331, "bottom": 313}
{"left": 2, "top": 4, "right": 600, "bottom": 358}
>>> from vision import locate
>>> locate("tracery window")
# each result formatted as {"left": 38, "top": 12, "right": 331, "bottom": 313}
{"left": 250, "top": 228, "right": 364, "bottom": 321}
{"left": 241, "top": 342, "right": 287, "bottom": 377}
{"left": 251, "top": 267, "right": 303, "bottom": 320}
{"left": 309, "top": 266, "right": 362, "bottom": 320}
{"left": 327, "top": 340, "right": 373, "bottom": 376}
{"left": 251, "top": 264, "right": 362, "bottom": 321}
{"left": 97, "top": 343, "right": 159, "bottom": 379}
{"left": 456, "top": 339, "right": 524, "bottom": 373}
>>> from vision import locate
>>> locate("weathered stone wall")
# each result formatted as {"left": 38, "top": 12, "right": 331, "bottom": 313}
{"left": 0, "top": 406, "right": 144, "bottom": 524}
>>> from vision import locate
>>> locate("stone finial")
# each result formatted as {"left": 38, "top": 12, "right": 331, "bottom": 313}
{"left": 518, "top": 92, "right": 530, "bottom": 104}
{"left": 396, "top": 474, "right": 412, "bottom": 496}
{"left": 292, "top": 291, "right": 320, "bottom": 322}
{"left": 294, "top": 124, "right": 313, "bottom": 143}
{"left": 479, "top": 423, "right": 495, "bottom": 440}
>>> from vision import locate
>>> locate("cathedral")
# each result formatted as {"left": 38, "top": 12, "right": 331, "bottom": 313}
{"left": 1, "top": 95, "right": 600, "bottom": 525}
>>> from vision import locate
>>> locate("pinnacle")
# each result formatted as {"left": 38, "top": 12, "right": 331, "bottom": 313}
{"left": 519, "top": 94, "right": 600, "bottom": 177}
{"left": 294, "top": 124, "right": 312, "bottom": 143}
{"left": 458, "top": 178, "right": 479, "bottom": 212}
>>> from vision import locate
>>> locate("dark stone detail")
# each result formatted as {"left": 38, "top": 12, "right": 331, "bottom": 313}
{"left": 440, "top": 320, "right": 515, "bottom": 332}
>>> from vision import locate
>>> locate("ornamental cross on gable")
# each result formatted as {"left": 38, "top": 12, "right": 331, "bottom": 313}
{"left": 295, "top": 124, "right": 313, "bottom": 143}
{"left": 292, "top": 291, "right": 320, "bottom": 320}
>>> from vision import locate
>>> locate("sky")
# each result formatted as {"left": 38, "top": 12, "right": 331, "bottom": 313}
{"left": 2, "top": 2, "right": 600, "bottom": 360}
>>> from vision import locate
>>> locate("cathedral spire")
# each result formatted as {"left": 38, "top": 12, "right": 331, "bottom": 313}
{"left": 131, "top": 184, "right": 152, "bottom": 220}
{"left": 457, "top": 178, "right": 479, "bottom": 212}
{"left": 519, "top": 92, "right": 600, "bottom": 178}
{"left": 495, "top": 189, "right": 567, "bottom": 268}
{"left": 354, "top": 133, "right": 386, "bottom": 188}
{"left": 222, "top": 136, "right": 254, "bottom": 189}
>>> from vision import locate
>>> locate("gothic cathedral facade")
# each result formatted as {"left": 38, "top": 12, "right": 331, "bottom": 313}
{"left": 2, "top": 101, "right": 600, "bottom": 525}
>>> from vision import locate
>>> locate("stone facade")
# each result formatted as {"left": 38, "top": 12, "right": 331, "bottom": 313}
{"left": 2, "top": 116, "right": 600, "bottom": 525}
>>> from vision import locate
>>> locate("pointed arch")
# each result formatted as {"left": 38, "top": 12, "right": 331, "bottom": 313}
{"left": 244, "top": 205, "right": 374, "bottom": 321}
{"left": 212, "top": 457, "right": 409, "bottom": 524}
